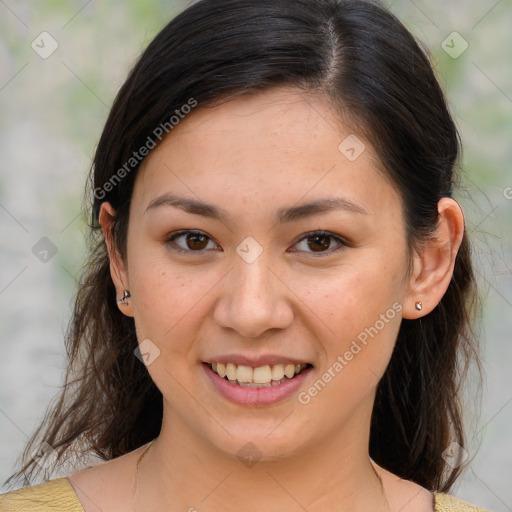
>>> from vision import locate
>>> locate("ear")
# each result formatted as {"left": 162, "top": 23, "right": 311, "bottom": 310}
{"left": 98, "top": 202, "right": 134, "bottom": 318}
{"left": 402, "top": 197, "right": 465, "bottom": 319}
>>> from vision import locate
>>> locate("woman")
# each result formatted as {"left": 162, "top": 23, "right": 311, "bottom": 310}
{"left": 0, "top": 0, "right": 487, "bottom": 510}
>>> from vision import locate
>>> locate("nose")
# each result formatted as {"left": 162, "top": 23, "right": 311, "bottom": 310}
{"left": 213, "top": 255, "right": 294, "bottom": 338}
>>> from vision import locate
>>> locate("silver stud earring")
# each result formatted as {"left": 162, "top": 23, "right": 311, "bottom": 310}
{"left": 118, "top": 290, "right": 131, "bottom": 306}
{"left": 415, "top": 301, "right": 423, "bottom": 311}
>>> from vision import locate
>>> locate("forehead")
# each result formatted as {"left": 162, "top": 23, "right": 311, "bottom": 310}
{"left": 155, "top": 87, "right": 368, "bottom": 160}
{"left": 133, "top": 86, "right": 400, "bottom": 219}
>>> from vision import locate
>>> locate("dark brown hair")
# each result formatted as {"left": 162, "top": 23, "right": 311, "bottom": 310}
{"left": 5, "top": 0, "right": 480, "bottom": 492}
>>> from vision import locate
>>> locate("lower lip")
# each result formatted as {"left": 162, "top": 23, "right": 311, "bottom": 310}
{"left": 202, "top": 363, "right": 313, "bottom": 407}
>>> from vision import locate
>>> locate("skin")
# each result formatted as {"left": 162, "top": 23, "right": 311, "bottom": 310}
{"left": 68, "top": 86, "right": 465, "bottom": 512}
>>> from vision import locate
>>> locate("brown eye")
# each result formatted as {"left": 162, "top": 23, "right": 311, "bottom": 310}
{"left": 167, "top": 230, "right": 218, "bottom": 253}
{"left": 293, "top": 231, "right": 346, "bottom": 255}
{"left": 186, "top": 232, "right": 209, "bottom": 250}
{"left": 307, "top": 234, "right": 332, "bottom": 252}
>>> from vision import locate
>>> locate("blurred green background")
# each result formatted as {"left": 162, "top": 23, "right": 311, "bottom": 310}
{"left": 0, "top": 1, "right": 511, "bottom": 509}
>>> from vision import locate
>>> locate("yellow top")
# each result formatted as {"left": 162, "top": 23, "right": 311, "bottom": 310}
{"left": 0, "top": 477, "right": 489, "bottom": 511}
{"left": 0, "top": 478, "right": 83, "bottom": 511}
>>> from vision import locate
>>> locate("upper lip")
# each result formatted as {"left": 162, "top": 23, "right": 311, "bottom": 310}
{"left": 204, "top": 354, "right": 313, "bottom": 367}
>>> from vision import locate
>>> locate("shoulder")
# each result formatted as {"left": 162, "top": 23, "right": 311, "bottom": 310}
{"left": 372, "top": 463, "right": 488, "bottom": 512}
{"left": 434, "top": 492, "right": 489, "bottom": 512}
{"left": 66, "top": 444, "right": 147, "bottom": 512}
{"left": 0, "top": 477, "right": 84, "bottom": 511}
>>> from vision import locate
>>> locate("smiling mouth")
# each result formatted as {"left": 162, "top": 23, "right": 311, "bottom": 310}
{"left": 205, "top": 362, "right": 313, "bottom": 387}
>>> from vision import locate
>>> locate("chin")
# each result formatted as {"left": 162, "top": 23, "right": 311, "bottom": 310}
{"left": 207, "top": 424, "right": 307, "bottom": 464}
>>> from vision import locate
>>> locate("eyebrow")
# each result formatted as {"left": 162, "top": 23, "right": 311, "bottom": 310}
{"left": 145, "top": 192, "right": 367, "bottom": 223}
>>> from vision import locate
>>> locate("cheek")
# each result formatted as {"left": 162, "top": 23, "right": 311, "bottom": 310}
{"left": 297, "top": 270, "right": 402, "bottom": 421}
{"left": 296, "top": 256, "right": 404, "bottom": 377}
{"left": 131, "top": 267, "right": 199, "bottom": 337}
{"left": 302, "top": 259, "right": 402, "bottom": 328}
{"left": 126, "top": 247, "right": 196, "bottom": 344}
{"left": 128, "top": 262, "right": 210, "bottom": 395}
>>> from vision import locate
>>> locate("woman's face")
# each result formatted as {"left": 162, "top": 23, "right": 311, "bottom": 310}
{"left": 106, "top": 87, "right": 418, "bottom": 461}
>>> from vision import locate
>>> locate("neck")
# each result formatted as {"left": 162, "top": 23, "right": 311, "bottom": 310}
{"left": 133, "top": 399, "right": 390, "bottom": 512}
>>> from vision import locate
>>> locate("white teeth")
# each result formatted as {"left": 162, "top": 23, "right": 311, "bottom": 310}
{"left": 240, "top": 381, "right": 272, "bottom": 387}
{"left": 209, "top": 361, "right": 309, "bottom": 385}
{"left": 226, "top": 363, "right": 237, "bottom": 381}
{"left": 284, "top": 364, "right": 296, "bottom": 379}
{"left": 253, "top": 365, "right": 272, "bottom": 384}
{"left": 236, "top": 365, "right": 253, "bottom": 383}
{"left": 271, "top": 364, "right": 285, "bottom": 381}
{"left": 216, "top": 362, "right": 226, "bottom": 378}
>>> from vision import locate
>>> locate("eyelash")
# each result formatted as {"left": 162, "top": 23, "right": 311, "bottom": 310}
{"left": 165, "top": 230, "right": 347, "bottom": 257}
